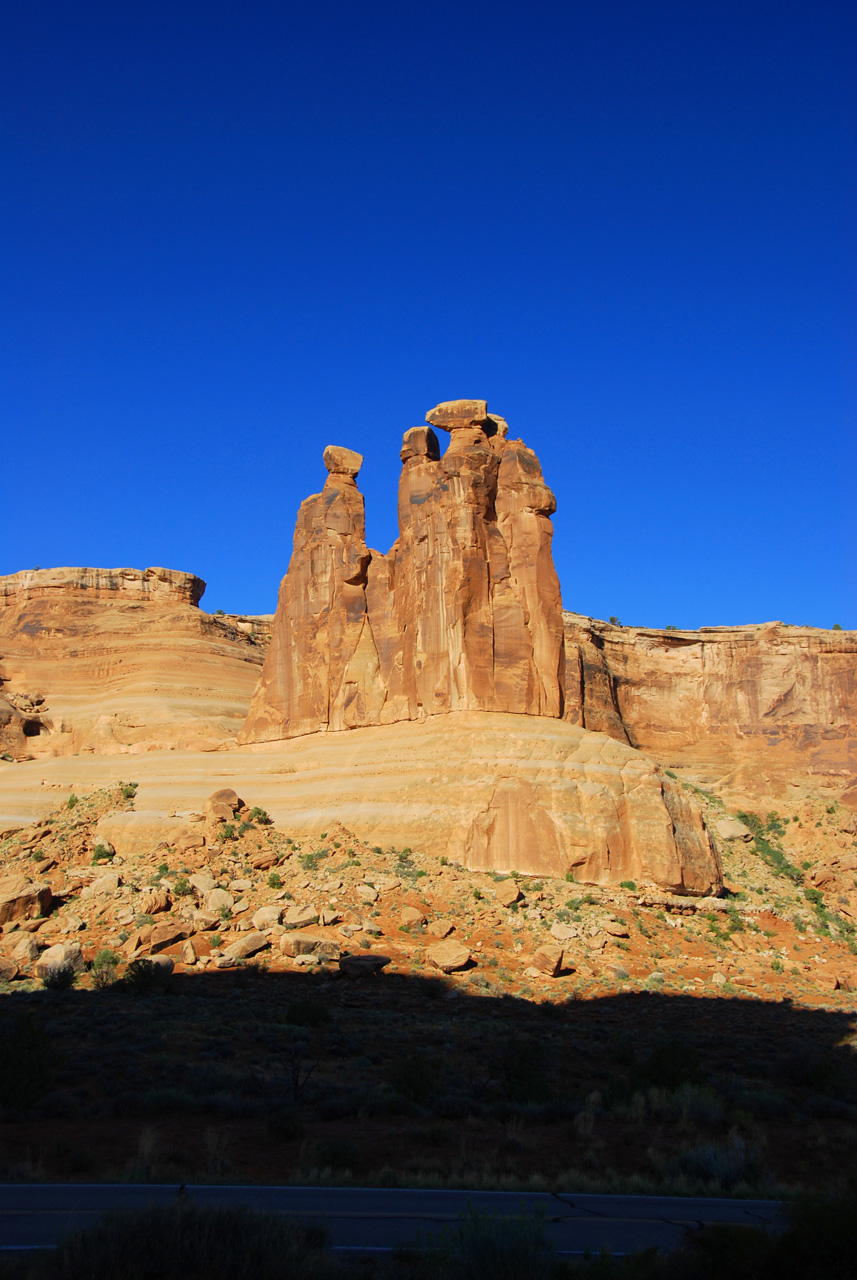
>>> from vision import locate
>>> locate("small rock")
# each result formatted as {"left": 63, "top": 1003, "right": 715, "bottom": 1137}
{"left": 320, "top": 908, "right": 341, "bottom": 926}
{"left": 60, "top": 913, "right": 86, "bottom": 933}
{"left": 427, "top": 919, "right": 453, "bottom": 938}
{"left": 712, "top": 972, "right": 727, "bottom": 986}
{"left": 603, "top": 922, "right": 629, "bottom": 938}
{"left": 214, "top": 955, "right": 235, "bottom": 969}
{"left": 604, "top": 963, "right": 630, "bottom": 981}
{"left": 0, "top": 957, "right": 19, "bottom": 981}
{"left": 358, "top": 884, "right": 379, "bottom": 903}
{"left": 181, "top": 939, "right": 197, "bottom": 965}
{"left": 401, "top": 906, "right": 426, "bottom": 926}
{"left": 550, "top": 921, "right": 577, "bottom": 942}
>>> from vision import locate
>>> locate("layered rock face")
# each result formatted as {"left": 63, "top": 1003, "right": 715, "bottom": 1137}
{"left": 563, "top": 614, "right": 857, "bottom": 792}
{"left": 0, "top": 713, "right": 722, "bottom": 894}
{"left": 241, "top": 400, "right": 565, "bottom": 741}
{"left": 0, "top": 567, "right": 267, "bottom": 758}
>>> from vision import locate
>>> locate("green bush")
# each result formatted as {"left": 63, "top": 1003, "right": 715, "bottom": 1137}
{"left": 67, "top": 793, "right": 78, "bottom": 809}
{"left": 122, "top": 783, "right": 138, "bottom": 800}
{"left": 267, "top": 872, "right": 283, "bottom": 889}
{"left": 42, "top": 964, "right": 76, "bottom": 991}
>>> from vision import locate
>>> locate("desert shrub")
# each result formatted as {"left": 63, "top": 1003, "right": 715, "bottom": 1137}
{"left": 659, "top": 1132, "right": 761, "bottom": 1190}
{"left": 67, "top": 793, "right": 78, "bottom": 809}
{"left": 122, "top": 959, "right": 170, "bottom": 994}
{"left": 249, "top": 806, "right": 272, "bottom": 825}
{"left": 268, "top": 1104, "right": 305, "bottom": 1140}
{"left": 38, "top": 1203, "right": 336, "bottom": 1280}
{"left": 0, "top": 1012, "right": 53, "bottom": 1111}
{"left": 637, "top": 1037, "right": 702, "bottom": 1090}
{"left": 389, "top": 1051, "right": 436, "bottom": 1106}
{"left": 122, "top": 783, "right": 138, "bottom": 800}
{"left": 433, "top": 1207, "right": 554, "bottom": 1280}
{"left": 267, "top": 872, "right": 283, "bottom": 889}
{"left": 287, "top": 998, "right": 330, "bottom": 1027}
{"left": 494, "top": 1036, "right": 551, "bottom": 1104}
{"left": 173, "top": 877, "right": 193, "bottom": 897}
{"left": 42, "top": 963, "right": 76, "bottom": 991}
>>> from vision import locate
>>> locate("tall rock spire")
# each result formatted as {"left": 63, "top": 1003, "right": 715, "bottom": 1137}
{"left": 240, "top": 401, "right": 566, "bottom": 742}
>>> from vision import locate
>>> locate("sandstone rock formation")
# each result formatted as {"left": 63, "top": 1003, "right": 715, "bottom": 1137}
{"left": 240, "top": 401, "right": 564, "bottom": 741}
{"left": 562, "top": 613, "right": 857, "bottom": 793}
{"left": 0, "top": 712, "right": 722, "bottom": 894}
{"left": 0, "top": 567, "right": 269, "bottom": 758}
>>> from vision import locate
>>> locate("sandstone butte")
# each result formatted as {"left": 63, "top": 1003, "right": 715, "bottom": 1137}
{"left": 0, "top": 400, "right": 854, "bottom": 898}
{"left": 0, "top": 566, "right": 269, "bottom": 757}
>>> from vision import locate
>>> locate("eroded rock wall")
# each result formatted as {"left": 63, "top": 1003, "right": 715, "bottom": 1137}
{"left": 563, "top": 613, "right": 857, "bottom": 790}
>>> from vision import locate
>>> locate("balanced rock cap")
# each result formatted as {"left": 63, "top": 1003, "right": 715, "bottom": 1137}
{"left": 400, "top": 426, "right": 440, "bottom": 463}
{"left": 323, "top": 445, "right": 363, "bottom": 478}
{"left": 425, "top": 400, "right": 489, "bottom": 432}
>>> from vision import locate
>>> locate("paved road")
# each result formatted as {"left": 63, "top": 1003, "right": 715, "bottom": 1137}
{"left": 0, "top": 1184, "right": 784, "bottom": 1255}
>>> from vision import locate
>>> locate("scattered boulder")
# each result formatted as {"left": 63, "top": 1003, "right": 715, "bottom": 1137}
{"left": 531, "top": 944, "right": 564, "bottom": 977}
{"left": 427, "top": 919, "right": 453, "bottom": 938}
{"left": 604, "top": 921, "right": 629, "bottom": 938}
{"left": 428, "top": 939, "right": 471, "bottom": 973}
{"left": 190, "top": 873, "right": 216, "bottom": 894}
{"left": 280, "top": 934, "right": 341, "bottom": 960}
{"left": 550, "top": 921, "right": 577, "bottom": 942}
{"left": 283, "top": 904, "right": 319, "bottom": 929}
{"left": 223, "top": 932, "right": 269, "bottom": 960}
{"left": 339, "top": 953, "right": 391, "bottom": 977}
{"left": 91, "top": 871, "right": 121, "bottom": 895}
{"left": 181, "top": 939, "right": 197, "bottom": 965}
{"left": 250, "top": 850, "right": 279, "bottom": 871}
{"left": 11, "top": 934, "right": 39, "bottom": 965}
{"left": 320, "top": 908, "right": 341, "bottom": 926}
{"left": 149, "top": 923, "right": 191, "bottom": 953}
{"left": 252, "top": 905, "right": 283, "bottom": 930}
{"left": 714, "top": 818, "right": 754, "bottom": 842}
{"left": 0, "top": 957, "right": 19, "bottom": 981}
{"left": 401, "top": 906, "right": 426, "bottom": 926}
{"left": 495, "top": 880, "right": 521, "bottom": 908}
{"left": 358, "top": 884, "right": 379, "bottom": 903}
{"left": 192, "top": 910, "right": 220, "bottom": 932}
{"left": 139, "top": 889, "right": 171, "bottom": 915}
{"left": 175, "top": 831, "right": 205, "bottom": 853}
{"left": 35, "top": 942, "right": 83, "bottom": 981}
{"left": 603, "top": 962, "right": 630, "bottom": 981}
{"left": 203, "top": 888, "right": 234, "bottom": 913}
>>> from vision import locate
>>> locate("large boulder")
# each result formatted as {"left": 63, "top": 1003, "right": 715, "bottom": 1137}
{"left": 0, "top": 876, "right": 52, "bottom": 925}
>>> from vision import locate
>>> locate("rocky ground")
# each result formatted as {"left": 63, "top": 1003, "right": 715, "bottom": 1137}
{"left": 1, "top": 780, "right": 856, "bottom": 1193}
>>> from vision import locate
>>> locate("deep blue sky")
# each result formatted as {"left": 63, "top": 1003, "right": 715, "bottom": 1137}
{"left": 4, "top": 0, "right": 854, "bottom": 627}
